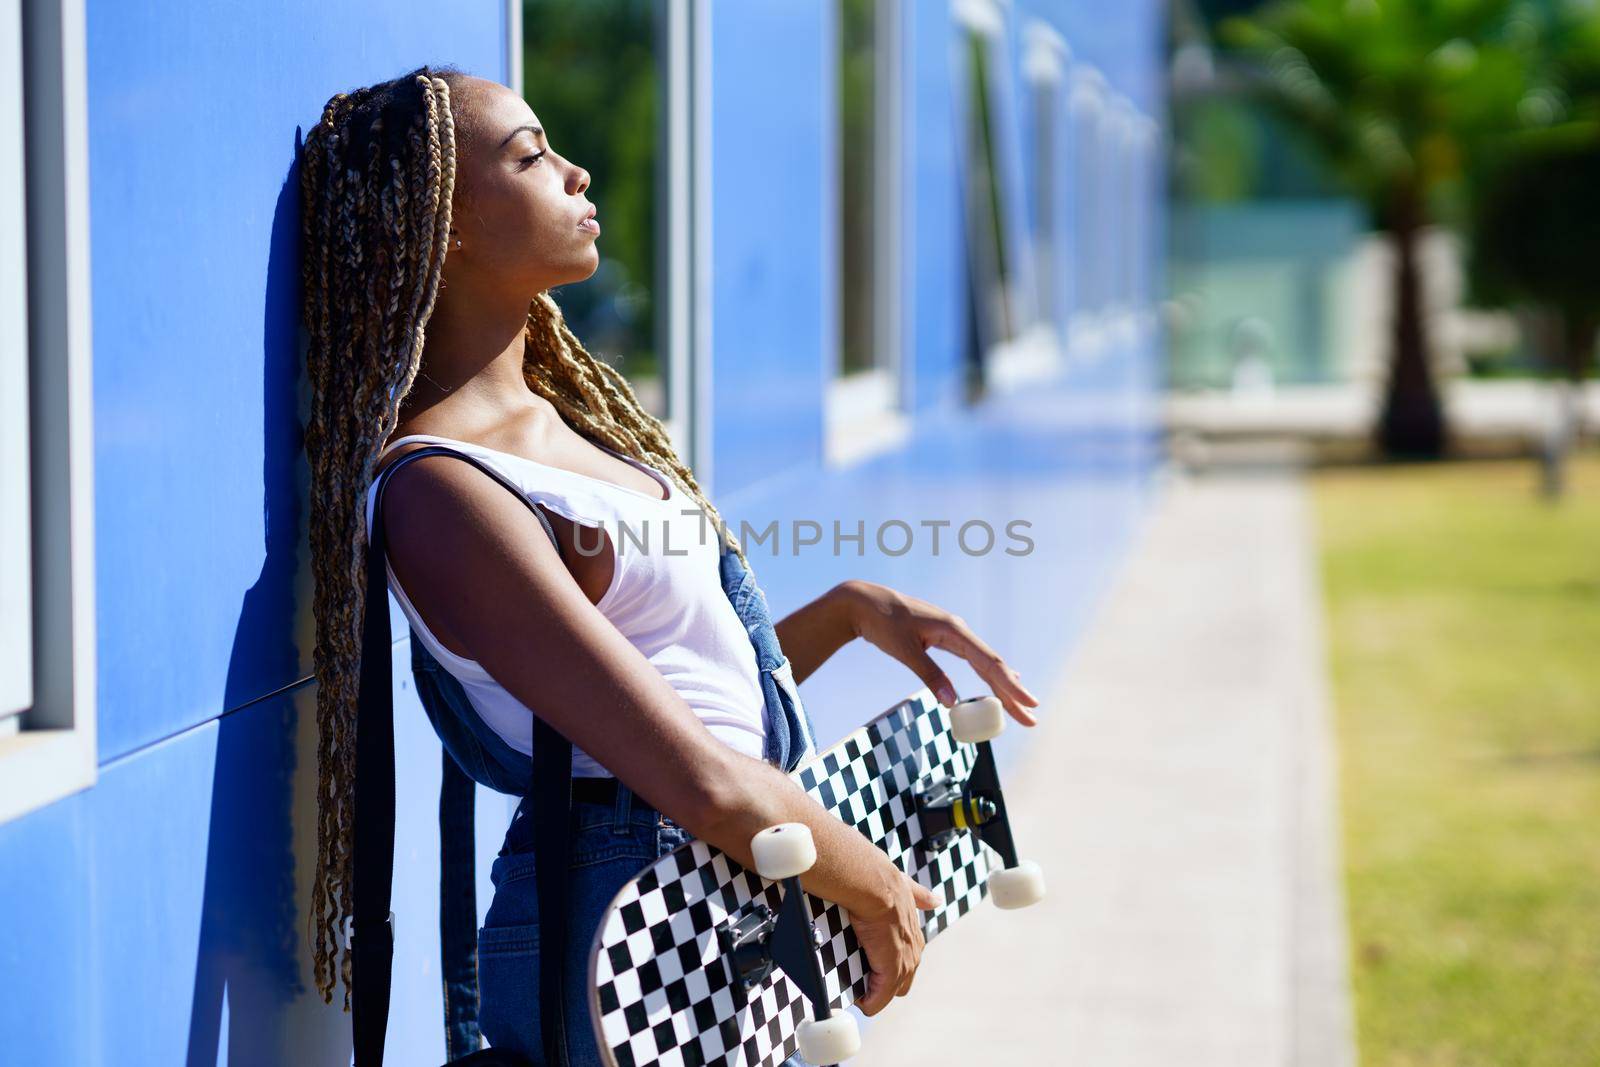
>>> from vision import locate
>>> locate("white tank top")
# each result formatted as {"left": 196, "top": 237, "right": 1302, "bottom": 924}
{"left": 364, "top": 432, "right": 769, "bottom": 778}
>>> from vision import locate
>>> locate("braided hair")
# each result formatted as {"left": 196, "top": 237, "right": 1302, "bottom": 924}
{"left": 298, "top": 64, "right": 747, "bottom": 1009}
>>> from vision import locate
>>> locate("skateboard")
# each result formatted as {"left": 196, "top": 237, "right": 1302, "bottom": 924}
{"left": 586, "top": 691, "right": 1046, "bottom": 1066}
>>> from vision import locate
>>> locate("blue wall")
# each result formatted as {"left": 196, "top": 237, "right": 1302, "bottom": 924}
{"left": 714, "top": 0, "right": 1164, "bottom": 760}
{"left": 0, "top": 0, "right": 1164, "bottom": 1062}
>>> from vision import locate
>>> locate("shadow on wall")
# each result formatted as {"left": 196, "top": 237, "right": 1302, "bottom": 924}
{"left": 183, "top": 144, "right": 344, "bottom": 1065}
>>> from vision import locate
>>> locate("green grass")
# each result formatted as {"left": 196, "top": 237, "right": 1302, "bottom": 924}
{"left": 1313, "top": 454, "right": 1600, "bottom": 1066}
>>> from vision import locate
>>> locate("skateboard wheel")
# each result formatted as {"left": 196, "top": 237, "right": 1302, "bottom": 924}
{"left": 797, "top": 1013, "right": 861, "bottom": 1064}
{"left": 988, "top": 859, "right": 1046, "bottom": 910}
{"left": 750, "top": 822, "right": 817, "bottom": 881}
{"left": 949, "top": 695, "right": 1005, "bottom": 743}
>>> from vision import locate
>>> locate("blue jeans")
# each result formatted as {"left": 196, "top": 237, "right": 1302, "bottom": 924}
{"left": 477, "top": 784, "right": 809, "bottom": 1066}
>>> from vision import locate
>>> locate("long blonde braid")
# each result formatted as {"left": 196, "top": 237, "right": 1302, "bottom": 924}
{"left": 299, "top": 65, "right": 746, "bottom": 1010}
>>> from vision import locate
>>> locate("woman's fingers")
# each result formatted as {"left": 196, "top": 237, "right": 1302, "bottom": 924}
{"left": 926, "top": 621, "right": 1041, "bottom": 725}
{"left": 896, "top": 968, "right": 917, "bottom": 997}
{"left": 859, "top": 969, "right": 891, "bottom": 1016}
{"left": 894, "top": 645, "right": 960, "bottom": 708}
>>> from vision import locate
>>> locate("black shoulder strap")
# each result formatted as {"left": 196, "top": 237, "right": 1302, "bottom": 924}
{"left": 356, "top": 444, "right": 574, "bottom": 1067}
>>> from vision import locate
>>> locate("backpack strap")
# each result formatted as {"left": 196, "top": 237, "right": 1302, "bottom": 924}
{"left": 438, "top": 747, "right": 483, "bottom": 1059}
{"left": 357, "top": 444, "right": 573, "bottom": 1067}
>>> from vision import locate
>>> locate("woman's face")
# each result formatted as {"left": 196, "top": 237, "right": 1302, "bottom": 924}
{"left": 441, "top": 76, "right": 599, "bottom": 301}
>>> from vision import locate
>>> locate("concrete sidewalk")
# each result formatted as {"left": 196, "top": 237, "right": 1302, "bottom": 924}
{"left": 861, "top": 459, "right": 1357, "bottom": 1066}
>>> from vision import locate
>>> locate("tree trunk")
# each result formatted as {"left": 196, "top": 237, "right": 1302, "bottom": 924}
{"left": 1560, "top": 313, "right": 1596, "bottom": 433}
{"left": 1542, "top": 313, "right": 1597, "bottom": 501}
{"left": 1377, "top": 188, "right": 1447, "bottom": 458}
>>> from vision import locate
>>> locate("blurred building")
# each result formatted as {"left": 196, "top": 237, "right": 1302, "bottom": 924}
{"left": 1165, "top": 0, "right": 1521, "bottom": 393}
{"left": 0, "top": 0, "right": 1164, "bottom": 1059}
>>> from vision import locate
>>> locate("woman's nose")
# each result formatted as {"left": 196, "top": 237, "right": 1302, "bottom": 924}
{"left": 568, "top": 164, "right": 590, "bottom": 195}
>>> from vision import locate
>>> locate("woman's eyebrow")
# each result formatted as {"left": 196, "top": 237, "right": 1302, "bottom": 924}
{"left": 498, "top": 124, "right": 543, "bottom": 149}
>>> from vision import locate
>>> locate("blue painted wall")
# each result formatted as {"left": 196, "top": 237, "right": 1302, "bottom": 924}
{"left": 715, "top": 0, "right": 1165, "bottom": 764}
{"left": 0, "top": 0, "right": 1164, "bottom": 1061}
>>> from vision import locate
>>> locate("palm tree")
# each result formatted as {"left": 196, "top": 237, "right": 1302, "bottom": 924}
{"left": 1465, "top": 5, "right": 1600, "bottom": 496}
{"left": 1220, "top": 0, "right": 1531, "bottom": 457}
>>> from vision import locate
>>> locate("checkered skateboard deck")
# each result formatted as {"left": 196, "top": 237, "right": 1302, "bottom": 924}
{"left": 586, "top": 689, "right": 1030, "bottom": 1067}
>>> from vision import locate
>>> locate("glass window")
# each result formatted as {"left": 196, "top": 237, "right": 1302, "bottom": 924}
{"left": 1069, "top": 66, "right": 1106, "bottom": 327}
{"left": 826, "top": 0, "right": 907, "bottom": 465}
{"left": 1023, "top": 21, "right": 1068, "bottom": 338}
{"left": 521, "top": 0, "right": 668, "bottom": 419}
{"left": 839, "top": 0, "right": 878, "bottom": 378}
{"left": 1029, "top": 74, "right": 1057, "bottom": 332}
{"left": 961, "top": 25, "right": 1015, "bottom": 361}
{"left": 1112, "top": 97, "right": 1139, "bottom": 312}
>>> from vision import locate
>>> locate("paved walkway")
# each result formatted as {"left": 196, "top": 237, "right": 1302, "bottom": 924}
{"left": 862, "top": 458, "right": 1357, "bottom": 1066}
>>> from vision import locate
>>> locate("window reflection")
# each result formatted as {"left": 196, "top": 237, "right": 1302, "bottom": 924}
{"left": 839, "top": 0, "right": 878, "bottom": 377}
{"left": 961, "top": 25, "right": 1016, "bottom": 369}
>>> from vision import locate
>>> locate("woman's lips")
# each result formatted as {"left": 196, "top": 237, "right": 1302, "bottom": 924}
{"left": 578, "top": 216, "right": 600, "bottom": 235}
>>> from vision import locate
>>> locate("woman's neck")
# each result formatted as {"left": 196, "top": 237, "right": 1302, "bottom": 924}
{"left": 403, "top": 287, "right": 540, "bottom": 425}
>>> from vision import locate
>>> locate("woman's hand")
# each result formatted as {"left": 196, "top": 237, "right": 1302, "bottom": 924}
{"left": 848, "top": 870, "right": 941, "bottom": 1015}
{"left": 834, "top": 580, "right": 1041, "bottom": 726}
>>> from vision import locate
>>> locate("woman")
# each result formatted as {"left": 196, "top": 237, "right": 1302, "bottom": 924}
{"left": 299, "top": 64, "right": 1040, "bottom": 1063}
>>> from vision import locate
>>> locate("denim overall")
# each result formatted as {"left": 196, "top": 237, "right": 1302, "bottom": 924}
{"left": 412, "top": 535, "right": 819, "bottom": 1064}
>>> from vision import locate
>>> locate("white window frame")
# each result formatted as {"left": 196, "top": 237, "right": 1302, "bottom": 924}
{"left": 2, "top": 0, "right": 32, "bottom": 736}
{"left": 825, "top": 0, "right": 909, "bottom": 468}
{"left": 666, "top": 0, "right": 714, "bottom": 486}
{"left": 653, "top": 0, "right": 713, "bottom": 480}
{"left": 0, "top": 0, "right": 98, "bottom": 826}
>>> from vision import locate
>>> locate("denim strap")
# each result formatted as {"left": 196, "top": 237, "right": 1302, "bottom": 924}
{"left": 530, "top": 710, "right": 574, "bottom": 1066}
{"left": 439, "top": 749, "right": 483, "bottom": 1060}
{"left": 367, "top": 443, "right": 572, "bottom": 1065}
{"left": 720, "top": 545, "right": 819, "bottom": 773}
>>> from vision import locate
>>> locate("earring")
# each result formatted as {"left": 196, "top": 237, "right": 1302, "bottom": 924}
{"left": 453, "top": 237, "right": 462, "bottom": 250}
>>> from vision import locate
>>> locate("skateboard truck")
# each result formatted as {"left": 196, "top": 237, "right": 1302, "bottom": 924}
{"left": 718, "top": 901, "right": 825, "bottom": 990}
{"left": 914, "top": 738, "right": 1021, "bottom": 870}
{"left": 919, "top": 695, "right": 1048, "bottom": 910}
{"left": 729, "top": 823, "right": 861, "bottom": 1064}
{"left": 719, "top": 902, "right": 779, "bottom": 988}
{"left": 915, "top": 778, "right": 1000, "bottom": 848}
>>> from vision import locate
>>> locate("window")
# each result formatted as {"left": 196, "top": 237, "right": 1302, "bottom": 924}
{"left": 1023, "top": 22, "right": 1066, "bottom": 336}
{"left": 1, "top": 0, "right": 98, "bottom": 825}
{"left": 1132, "top": 113, "right": 1159, "bottom": 317}
{"left": 957, "top": 9, "right": 1012, "bottom": 393}
{"left": 975, "top": 16, "right": 1070, "bottom": 392}
{"left": 518, "top": 0, "right": 688, "bottom": 449}
{"left": 826, "top": 0, "right": 907, "bottom": 465}
{"left": 1110, "top": 94, "right": 1138, "bottom": 316}
{"left": 1101, "top": 96, "right": 1156, "bottom": 334}
{"left": 954, "top": 0, "right": 1058, "bottom": 396}
{"left": 1068, "top": 64, "right": 1106, "bottom": 358}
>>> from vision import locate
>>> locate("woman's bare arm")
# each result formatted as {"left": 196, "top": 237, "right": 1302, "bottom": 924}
{"left": 771, "top": 582, "right": 861, "bottom": 685}
{"left": 381, "top": 457, "right": 909, "bottom": 922}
